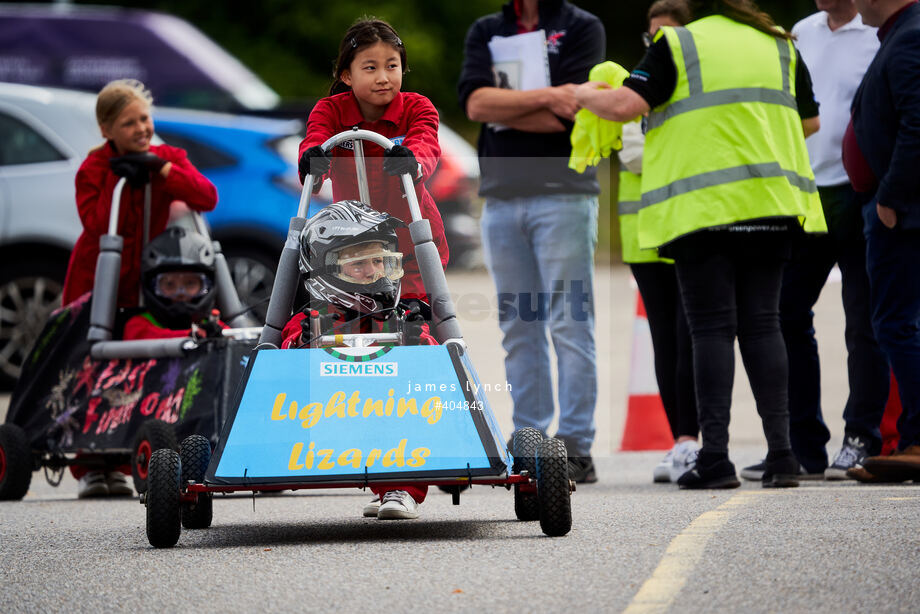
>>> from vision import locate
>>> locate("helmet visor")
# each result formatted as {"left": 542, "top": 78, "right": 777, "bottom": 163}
{"left": 153, "top": 271, "right": 213, "bottom": 301}
{"left": 329, "top": 241, "right": 403, "bottom": 285}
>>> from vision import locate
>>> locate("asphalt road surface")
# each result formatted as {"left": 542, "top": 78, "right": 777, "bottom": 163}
{"left": 2, "top": 265, "right": 919, "bottom": 613}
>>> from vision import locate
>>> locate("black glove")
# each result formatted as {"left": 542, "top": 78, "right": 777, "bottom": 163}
{"left": 199, "top": 318, "right": 223, "bottom": 338}
{"left": 382, "top": 144, "right": 420, "bottom": 178}
{"left": 109, "top": 152, "right": 166, "bottom": 188}
{"left": 298, "top": 146, "right": 332, "bottom": 181}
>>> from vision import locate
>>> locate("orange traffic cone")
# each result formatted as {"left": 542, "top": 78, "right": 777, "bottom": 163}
{"left": 620, "top": 287, "right": 674, "bottom": 451}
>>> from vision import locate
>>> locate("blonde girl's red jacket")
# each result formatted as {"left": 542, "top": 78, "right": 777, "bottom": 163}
{"left": 62, "top": 142, "right": 218, "bottom": 307}
{"left": 299, "top": 91, "right": 449, "bottom": 299}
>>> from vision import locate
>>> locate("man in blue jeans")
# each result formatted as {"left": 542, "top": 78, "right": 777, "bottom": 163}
{"left": 845, "top": 0, "right": 920, "bottom": 481}
{"left": 457, "top": 0, "right": 604, "bottom": 482}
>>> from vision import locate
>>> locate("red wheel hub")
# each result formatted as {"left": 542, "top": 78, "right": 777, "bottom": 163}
{"left": 136, "top": 440, "right": 152, "bottom": 479}
{"left": 0, "top": 445, "right": 7, "bottom": 483}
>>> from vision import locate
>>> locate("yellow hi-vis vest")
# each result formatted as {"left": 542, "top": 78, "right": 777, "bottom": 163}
{"left": 638, "top": 15, "right": 826, "bottom": 250}
{"left": 619, "top": 170, "right": 671, "bottom": 264}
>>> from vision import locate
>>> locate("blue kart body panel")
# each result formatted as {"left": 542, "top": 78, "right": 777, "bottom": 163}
{"left": 205, "top": 344, "right": 510, "bottom": 486}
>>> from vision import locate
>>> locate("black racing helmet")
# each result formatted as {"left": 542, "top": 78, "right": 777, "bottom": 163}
{"left": 298, "top": 200, "right": 405, "bottom": 314}
{"left": 141, "top": 226, "right": 217, "bottom": 329}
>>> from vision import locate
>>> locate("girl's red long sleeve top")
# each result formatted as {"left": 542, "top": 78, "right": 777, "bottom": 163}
{"left": 62, "top": 142, "right": 218, "bottom": 307}
{"left": 299, "top": 91, "right": 449, "bottom": 298}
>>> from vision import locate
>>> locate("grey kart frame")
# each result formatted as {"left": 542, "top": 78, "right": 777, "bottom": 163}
{"left": 0, "top": 176, "right": 261, "bottom": 499}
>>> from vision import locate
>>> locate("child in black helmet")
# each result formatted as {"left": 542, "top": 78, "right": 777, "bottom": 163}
{"left": 123, "top": 226, "right": 226, "bottom": 340}
{"left": 281, "top": 199, "right": 435, "bottom": 520}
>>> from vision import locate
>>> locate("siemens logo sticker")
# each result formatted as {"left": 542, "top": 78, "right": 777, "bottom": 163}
{"left": 320, "top": 362, "right": 398, "bottom": 377}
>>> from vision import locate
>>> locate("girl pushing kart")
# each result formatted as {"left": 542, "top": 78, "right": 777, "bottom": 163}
{"left": 62, "top": 79, "right": 217, "bottom": 309}
{"left": 298, "top": 17, "right": 449, "bottom": 300}
{"left": 290, "top": 18, "right": 451, "bottom": 519}
{"left": 60, "top": 79, "right": 217, "bottom": 497}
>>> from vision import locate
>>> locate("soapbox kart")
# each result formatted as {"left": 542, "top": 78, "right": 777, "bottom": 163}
{"left": 142, "top": 130, "right": 575, "bottom": 547}
{"left": 0, "top": 177, "right": 261, "bottom": 499}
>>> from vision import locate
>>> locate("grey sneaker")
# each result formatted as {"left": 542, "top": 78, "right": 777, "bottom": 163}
{"left": 362, "top": 494, "right": 381, "bottom": 517}
{"left": 669, "top": 441, "right": 699, "bottom": 483}
{"left": 77, "top": 471, "right": 109, "bottom": 498}
{"left": 653, "top": 447, "right": 675, "bottom": 483}
{"left": 377, "top": 490, "right": 420, "bottom": 520}
{"left": 825, "top": 436, "right": 870, "bottom": 480}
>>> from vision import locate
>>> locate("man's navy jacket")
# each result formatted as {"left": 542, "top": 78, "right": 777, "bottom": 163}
{"left": 853, "top": 2, "right": 920, "bottom": 227}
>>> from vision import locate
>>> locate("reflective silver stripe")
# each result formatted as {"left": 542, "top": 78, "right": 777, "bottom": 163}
{"left": 649, "top": 30, "right": 796, "bottom": 131}
{"left": 647, "top": 88, "right": 796, "bottom": 130}
{"left": 674, "top": 27, "right": 702, "bottom": 96}
{"left": 776, "top": 38, "right": 792, "bottom": 94}
{"left": 618, "top": 200, "right": 642, "bottom": 215}
{"left": 639, "top": 162, "right": 817, "bottom": 209}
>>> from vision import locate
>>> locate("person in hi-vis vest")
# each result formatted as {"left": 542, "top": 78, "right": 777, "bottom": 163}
{"left": 578, "top": 0, "right": 827, "bottom": 490}
{"left": 620, "top": 0, "right": 700, "bottom": 486}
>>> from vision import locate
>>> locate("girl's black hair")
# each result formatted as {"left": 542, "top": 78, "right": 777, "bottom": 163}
{"left": 692, "top": 0, "right": 795, "bottom": 40}
{"left": 330, "top": 18, "right": 408, "bottom": 96}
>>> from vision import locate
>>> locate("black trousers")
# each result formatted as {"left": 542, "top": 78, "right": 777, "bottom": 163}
{"left": 675, "top": 244, "right": 791, "bottom": 455}
{"left": 781, "top": 184, "right": 889, "bottom": 470}
{"left": 630, "top": 262, "right": 698, "bottom": 439}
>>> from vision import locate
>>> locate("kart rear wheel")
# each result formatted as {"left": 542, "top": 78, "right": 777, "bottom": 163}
{"left": 512, "top": 427, "right": 543, "bottom": 521}
{"left": 0, "top": 424, "right": 32, "bottom": 500}
{"left": 536, "top": 437, "right": 572, "bottom": 537}
{"left": 132, "top": 420, "right": 178, "bottom": 494}
{"left": 146, "top": 448, "right": 182, "bottom": 548}
{"left": 179, "top": 435, "right": 212, "bottom": 530}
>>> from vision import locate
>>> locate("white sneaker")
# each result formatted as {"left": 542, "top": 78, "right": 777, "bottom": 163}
{"left": 376, "top": 490, "right": 420, "bottom": 520}
{"left": 670, "top": 440, "right": 700, "bottom": 483}
{"left": 654, "top": 447, "right": 676, "bottom": 483}
{"left": 106, "top": 472, "right": 134, "bottom": 496}
{"left": 362, "top": 494, "right": 381, "bottom": 517}
{"left": 77, "top": 471, "right": 109, "bottom": 498}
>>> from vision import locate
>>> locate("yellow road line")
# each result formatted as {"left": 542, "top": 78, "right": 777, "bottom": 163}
{"left": 622, "top": 491, "right": 768, "bottom": 614}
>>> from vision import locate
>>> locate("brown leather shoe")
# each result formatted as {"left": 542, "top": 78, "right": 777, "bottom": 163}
{"left": 846, "top": 466, "right": 887, "bottom": 483}
{"left": 861, "top": 445, "right": 920, "bottom": 483}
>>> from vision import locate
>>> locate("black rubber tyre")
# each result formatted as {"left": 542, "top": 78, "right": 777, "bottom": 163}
{"left": 179, "top": 435, "right": 211, "bottom": 483}
{"left": 536, "top": 437, "right": 572, "bottom": 537}
{"left": 0, "top": 424, "right": 32, "bottom": 500}
{"left": 179, "top": 435, "right": 213, "bottom": 530}
{"left": 132, "top": 420, "right": 178, "bottom": 494}
{"left": 512, "top": 427, "right": 543, "bottom": 521}
{"left": 146, "top": 448, "right": 182, "bottom": 548}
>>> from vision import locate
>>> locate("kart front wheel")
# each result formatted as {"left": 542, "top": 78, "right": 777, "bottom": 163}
{"left": 179, "top": 435, "right": 212, "bottom": 530}
{"left": 0, "top": 423, "right": 32, "bottom": 500}
{"left": 512, "top": 427, "right": 543, "bottom": 521}
{"left": 132, "top": 419, "right": 178, "bottom": 494}
{"left": 146, "top": 448, "right": 182, "bottom": 548}
{"left": 536, "top": 437, "right": 572, "bottom": 537}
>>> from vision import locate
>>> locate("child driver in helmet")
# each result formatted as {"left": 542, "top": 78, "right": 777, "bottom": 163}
{"left": 280, "top": 200, "right": 436, "bottom": 520}
{"left": 122, "top": 226, "right": 227, "bottom": 341}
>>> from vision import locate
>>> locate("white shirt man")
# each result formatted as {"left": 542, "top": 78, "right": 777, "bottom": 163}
{"left": 793, "top": 4, "right": 879, "bottom": 187}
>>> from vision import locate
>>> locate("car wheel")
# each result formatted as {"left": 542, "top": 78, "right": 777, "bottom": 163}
{"left": 223, "top": 247, "right": 277, "bottom": 323}
{"left": 0, "top": 259, "right": 66, "bottom": 390}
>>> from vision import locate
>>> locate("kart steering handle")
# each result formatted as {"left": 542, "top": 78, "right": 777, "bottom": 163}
{"left": 297, "top": 128, "right": 422, "bottom": 225}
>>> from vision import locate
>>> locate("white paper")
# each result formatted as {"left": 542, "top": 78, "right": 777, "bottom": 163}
{"left": 487, "top": 29, "right": 551, "bottom": 131}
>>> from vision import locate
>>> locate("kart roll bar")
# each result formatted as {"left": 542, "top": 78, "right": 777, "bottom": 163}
{"left": 258, "top": 128, "right": 463, "bottom": 348}
{"left": 86, "top": 176, "right": 256, "bottom": 360}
